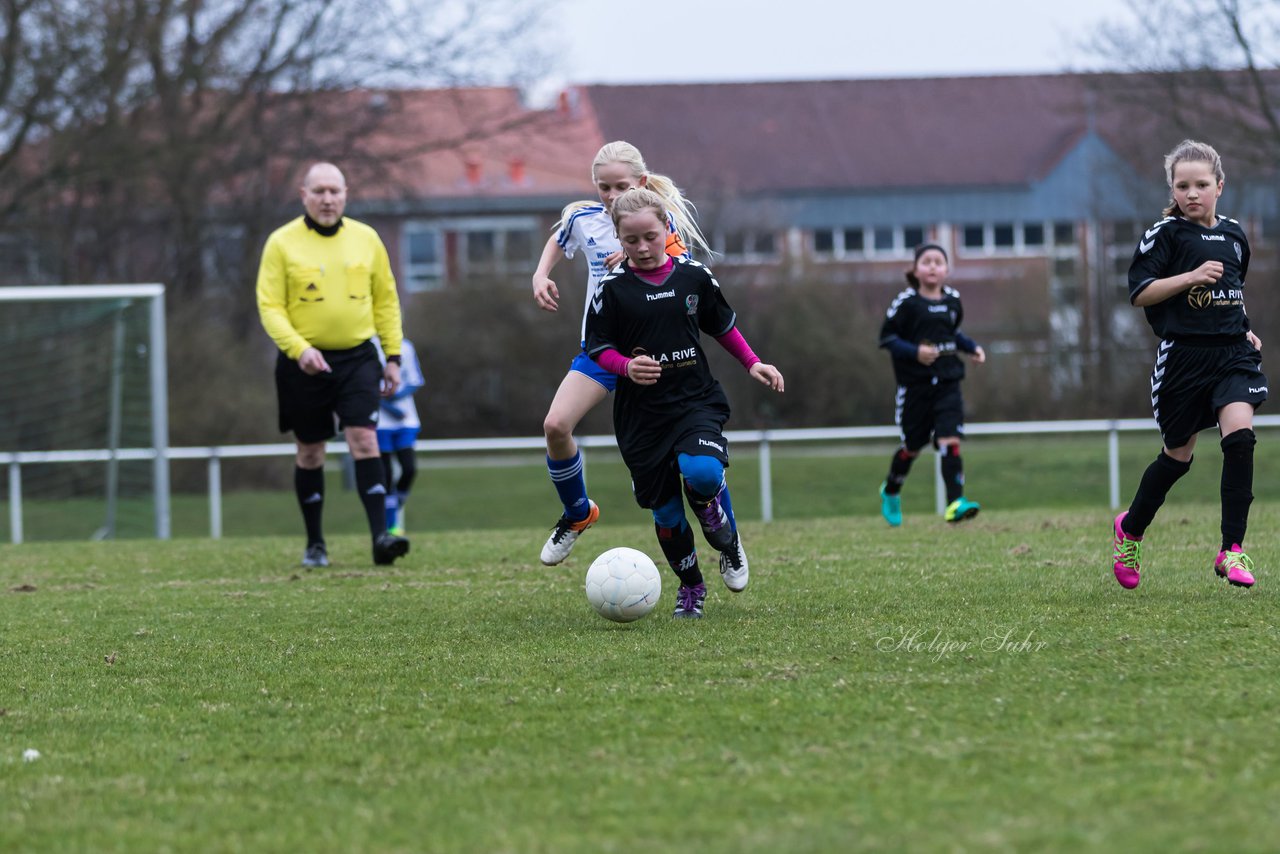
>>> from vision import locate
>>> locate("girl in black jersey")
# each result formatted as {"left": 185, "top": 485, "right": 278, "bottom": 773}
{"left": 877, "top": 244, "right": 986, "bottom": 527}
{"left": 585, "top": 189, "right": 784, "bottom": 619}
{"left": 1112, "top": 140, "right": 1266, "bottom": 590}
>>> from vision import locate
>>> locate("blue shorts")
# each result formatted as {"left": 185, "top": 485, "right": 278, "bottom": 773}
{"left": 377, "top": 426, "right": 420, "bottom": 453}
{"left": 569, "top": 345, "right": 617, "bottom": 393}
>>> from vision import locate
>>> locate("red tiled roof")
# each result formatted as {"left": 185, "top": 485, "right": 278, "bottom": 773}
{"left": 339, "top": 87, "right": 604, "bottom": 202}
{"left": 582, "top": 75, "right": 1125, "bottom": 193}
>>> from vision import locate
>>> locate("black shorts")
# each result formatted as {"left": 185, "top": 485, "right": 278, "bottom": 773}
{"left": 623, "top": 405, "right": 731, "bottom": 510}
{"left": 896, "top": 379, "right": 965, "bottom": 451}
{"left": 1151, "top": 338, "right": 1267, "bottom": 449}
{"left": 275, "top": 341, "right": 382, "bottom": 443}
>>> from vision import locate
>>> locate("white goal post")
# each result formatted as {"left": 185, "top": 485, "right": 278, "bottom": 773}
{"left": 0, "top": 284, "right": 170, "bottom": 541}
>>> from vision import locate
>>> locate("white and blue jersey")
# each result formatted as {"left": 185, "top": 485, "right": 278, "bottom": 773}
{"left": 557, "top": 204, "right": 624, "bottom": 343}
{"left": 373, "top": 338, "right": 423, "bottom": 450}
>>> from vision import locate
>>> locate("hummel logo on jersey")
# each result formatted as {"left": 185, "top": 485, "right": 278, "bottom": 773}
{"left": 1139, "top": 239, "right": 1155, "bottom": 253}
{"left": 928, "top": 305, "right": 949, "bottom": 313}
{"left": 698, "top": 438, "right": 725, "bottom": 453}
{"left": 645, "top": 289, "right": 676, "bottom": 301}
{"left": 1145, "top": 226, "right": 1163, "bottom": 239}
{"left": 1201, "top": 234, "right": 1226, "bottom": 242}
{"left": 1250, "top": 386, "right": 1268, "bottom": 394}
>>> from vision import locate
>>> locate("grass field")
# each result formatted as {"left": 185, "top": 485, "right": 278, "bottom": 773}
{"left": 3, "top": 503, "right": 1280, "bottom": 852}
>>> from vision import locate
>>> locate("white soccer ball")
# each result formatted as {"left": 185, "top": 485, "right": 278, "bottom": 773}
{"left": 584, "top": 547, "right": 662, "bottom": 623}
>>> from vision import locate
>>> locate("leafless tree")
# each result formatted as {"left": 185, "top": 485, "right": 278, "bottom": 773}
{"left": 1, "top": 0, "right": 557, "bottom": 297}
{"left": 1085, "top": 0, "right": 1280, "bottom": 173}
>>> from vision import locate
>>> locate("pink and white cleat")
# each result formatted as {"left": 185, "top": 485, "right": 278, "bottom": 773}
{"left": 1214, "top": 544, "right": 1255, "bottom": 588}
{"left": 1113, "top": 512, "right": 1143, "bottom": 589}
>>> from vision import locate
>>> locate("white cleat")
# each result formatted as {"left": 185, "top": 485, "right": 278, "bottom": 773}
{"left": 719, "top": 533, "right": 748, "bottom": 592}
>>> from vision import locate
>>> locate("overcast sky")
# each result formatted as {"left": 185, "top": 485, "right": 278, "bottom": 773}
{"left": 549, "top": 0, "right": 1127, "bottom": 84}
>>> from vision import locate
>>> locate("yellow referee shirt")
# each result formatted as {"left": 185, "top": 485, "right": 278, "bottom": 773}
{"left": 256, "top": 216, "right": 403, "bottom": 360}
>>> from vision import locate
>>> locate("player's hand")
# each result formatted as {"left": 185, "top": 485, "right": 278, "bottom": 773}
{"left": 604, "top": 250, "right": 625, "bottom": 268}
{"left": 532, "top": 275, "right": 559, "bottom": 312}
{"left": 917, "top": 343, "right": 939, "bottom": 366}
{"left": 626, "top": 355, "right": 662, "bottom": 385}
{"left": 1189, "top": 260, "right": 1223, "bottom": 286}
{"left": 381, "top": 361, "right": 401, "bottom": 397}
{"left": 970, "top": 346, "right": 986, "bottom": 365}
{"left": 1247, "top": 330, "right": 1262, "bottom": 351}
{"left": 298, "top": 348, "right": 331, "bottom": 375}
{"left": 749, "top": 362, "right": 785, "bottom": 392}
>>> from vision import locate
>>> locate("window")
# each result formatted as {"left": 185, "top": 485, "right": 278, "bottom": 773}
{"left": 903, "top": 225, "right": 925, "bottom": 250}
{"left": 813, "top": 228, "right": 835, "bottom": 254}
{"left": 718, "top": 230, "right": 778, "bottom": 262}
{"left": 842, "top": 228, "right": 865, "bottom": 253}
{"left": 1023, "top": 223, "right": 1045, "bottom": 247}
{"left": 403, "top": 216, "right": 537, "bottom": 289}
{"left": 873, "top": 226, "right": 894, "bottom": 252}
{"left": 503, "top": 229, "right": 534, "bottom": 265}
{"left": 963, "top": 224, "right": 985, "bottom": 250}
{"left": 993, "top": 223, "right": 1015, "bottom": 249}
{"left": 1053, "top": 222, "right": 1076, "bottom": 245}
{"left": 466, "top": 230, "right": 496, "bottom": 264}
{"left": 404, "top": 226, "right": 443, "bottom": 292}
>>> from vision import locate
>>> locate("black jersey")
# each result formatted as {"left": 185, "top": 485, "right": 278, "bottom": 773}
{"left": 879, "top": 286, "right": 967, "bottom": 385}
{"left": 1128, "top": 215, "right": 1251, "bottom": 340}
{"left": 585, "top": 257, "right": 737, "bottom": 454}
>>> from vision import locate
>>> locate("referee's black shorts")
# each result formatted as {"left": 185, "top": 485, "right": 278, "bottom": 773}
{"left": 1151, "top": 337, "right": 1267, "bottom": 449}
{"left": 275, "top": 341, "right": 382, "bottom": 443}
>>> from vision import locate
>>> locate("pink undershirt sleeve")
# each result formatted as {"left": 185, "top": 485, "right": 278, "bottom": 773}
{"left": 716, "top": 327, "right": 761, "bottom": 370}
{"left": 595, "top": 348, "right": 631, "bottom": 377}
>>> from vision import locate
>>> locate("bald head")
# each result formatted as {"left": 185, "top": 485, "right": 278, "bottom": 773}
{"left": 300, "top": 162, "right": 347, "bottom": 227}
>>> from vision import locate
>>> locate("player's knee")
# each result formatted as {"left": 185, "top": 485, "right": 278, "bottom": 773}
{"left": 346, "top": 427, "right": 379, "bottom": 459}
{"left": 296, "top": 443, "right": 326, "bottom": 468}
{"left": 677, "top": 453, "right": 724, "bottom": 496}
{"left": 939, "top": 440, "right": 961, "bottom": 456}
{"left": 543, "top": 411, "right": 575, "bottom": 442}
{"left": 651, "top": 496, "right": 686, "bottom": 529}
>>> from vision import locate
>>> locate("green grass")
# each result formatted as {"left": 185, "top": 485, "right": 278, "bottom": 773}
{"left": 3, "top": 505, "right": 1280, "bottom": 852}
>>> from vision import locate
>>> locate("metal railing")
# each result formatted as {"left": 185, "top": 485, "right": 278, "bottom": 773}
{"left": 7, "top": 415, "right": 1280, "bottom": 542}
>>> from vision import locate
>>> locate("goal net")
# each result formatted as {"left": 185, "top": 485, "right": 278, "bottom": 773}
{"left": 0, "top": 285, "right": 169, "bottom": 542}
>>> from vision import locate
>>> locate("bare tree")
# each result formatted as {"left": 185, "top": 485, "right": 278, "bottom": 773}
{"left": 1, "top": 0, "right": 558, "bottom": 293}
{"left": 1085, "top": 0, "right": 1280, "bottom": 172}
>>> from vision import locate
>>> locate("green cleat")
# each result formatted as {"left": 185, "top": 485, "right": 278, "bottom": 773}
{"left": 945, "top": 496, "right": 981, "bottom": 523}
{"left": 879, "top": 482, "right": 902, "bottom": 527}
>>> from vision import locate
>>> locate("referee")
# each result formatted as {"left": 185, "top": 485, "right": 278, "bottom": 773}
{"left": 257, "top": 162, "right": 410, "bottom": 567}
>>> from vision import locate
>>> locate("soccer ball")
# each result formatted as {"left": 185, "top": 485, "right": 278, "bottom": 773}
{"left": 584, "top": 547, "right": 662, "bottom": 623}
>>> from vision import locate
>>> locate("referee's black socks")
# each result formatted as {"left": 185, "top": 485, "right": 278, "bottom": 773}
{"left": 295, "top": 465, "right": 325, "bottom": 545}
{"left": 354, "top": 456, "right": 389, "bottom": 539}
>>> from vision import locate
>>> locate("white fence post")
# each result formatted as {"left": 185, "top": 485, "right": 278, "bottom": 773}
{"left": 1108, "top": 423, "right": 1121, "bottom": 510}
{"left": 208, "top": 453, "right": 222, "bottom": 540}
{"left": 759, "top": 433, "right": 773, "bottom": 523}
{"left": 934, "top": 451, "right": 946, "bottom": 516}
{"left": 8, "top": 461, "right": 21, "bottom": 545}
